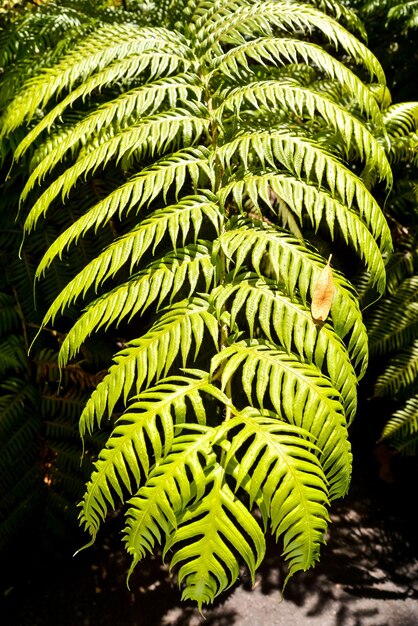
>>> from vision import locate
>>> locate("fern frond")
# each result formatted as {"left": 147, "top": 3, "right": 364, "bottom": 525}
{"left": 23, "top": 106, "right": 210, "bottom": 233}
{"left": 166, "top": 463, "right": 265, "bottom": 608}
{"left": 1, "top": 0, "right": 397, "bottom": 601}
{"left": 197, "top": 0, "right": 385, "bottom": 83}
{"left": 17, "top": 72, "right": 201, "bottom": 167}
{"left": 383, "top": 102, "right": 418, "bottom": 138}
{"left": 306, "top": 0, "right": 368, "bottom": 39}
{"left": 211, "top": 340, "right": 352, "bottom": 497}
{"left": 124, "top": 428, "right": 217, "bottom": 565}
{"left": 384, "top": 250, "right": 417, "bottom": 295}
{"left": 210, "top": 272, "right": 363, "bottom": 390}
{"left": 78, "top": 299, "right": 220, "bottom": 435}
{"left": 0, "top": 336, "right": 27, "bottom": 374}
{"left": 375, "top": 338, "right": 418, "bottom": 397}
{"left": 367, "top": 276, "right": 418, "bottom": 355}
{"left": 218, "top": 411, "right": 329, "bottom": 578}
{"left": 59, "top": 245, "right": 220, "bottom": 350}
{"left": 219, "top": 172, "right": 387, "bottom": 293}
{"left": 387, "top": 0, "right": 418, "bottom": 31}
{"left": 35, "top": 147, "right": 214, "bottom": 277}
{"left": 0, "top": 293, "right": 19, "bottom": 335}
{"left": 387, "top": 133, "right": 418, "bottom": 167}
{"left": 381, "top": 394, "right": 418, "bottom": 454}
{"left": 0, "top": 3, "right": 95, "bottom": 69}
{"left": 215, "top": 41, "right": 383, "bottom": 123}
{"left": 39, "top": 195, "right": 221, "bottom": 335}
{"left": 217, "top": 82, "right": 391, "bottom": 183}
{"left": 217, "top": 128, "right": 392, "bottom": 257}
{"left": 217, "top": 219, "right": 369, "bottom": 371}
{"left": 0, "top": 23, "right": 190, "bottom": 135}
{"left": 78, "top": 372, "right": 226, "bottom": 540}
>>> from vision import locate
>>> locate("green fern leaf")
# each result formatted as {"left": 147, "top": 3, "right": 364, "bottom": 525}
{"left": 34, "top": 147, "right": 214, "bottom": 279}
{"left": 307, "top": 0, "right": 368, "bottom": 39}
{"left": 78, "top": 372, "right": 227, "bottom": 540}
{"left": 219, "top": 172, "right": 387, "bottom": 293}
{"left": 218, "top": 410, "right": 329, "bottom": 580}
{"left": 217, "top": 219, "right": 370, "bottom": 370}
{"left": 124, "top": 428, "right": 217, "bottom": 566}
{"left": 381, "top": 394, "right": 418, "bottom": 455}
{"left": 1, "top": 0, "right": 397, "bottom": 603}
{"left": 375, "top": 338, "right": 418, "bottom": 397}
{"left": 0, "top": 336, "right": 27, "bottom": 374}
{"left": 215, "top": 37, "right": 374, "bottom": 113}
{"left": 217, "top": 81, "right": 391, "bottom": 183}
{"left": 23, "top": 105, "right": 210, "bottom": 233}
{"left": 387, "top": 1, "right": 418, "bottom": 31}
{"left": 78, "top": 299, "right": 220, "bottom": 435}
{"left": 211, "top": 340, "right": 352, "bottom": 497}
{"left": 210, "top": 273, "right": 364, "bottom": 387}
{"left": 1, "top": 23, "right": 190, "bottom": 134}
{"left": 39, "top": 195, "right": 221, "bottom": 335}
{"left": 198, "top": 0, "right": 385, "bottom": 84}
{"left": 217, "top": 127, "right": 392, "bottom": 257}
{"left": 165, "top": 463, "right": 265, "bottom": 608}
{"left": 18, "top": 74, "right": 202, "bottom": 180}
{"left": 367, "top": 276, "right": 418, "bottom": 354}
{"left": 59, "top": 245, "right": 220, "bottom": 351}
{"left": 383, "top": 102, "right": 418, "bottom": 138}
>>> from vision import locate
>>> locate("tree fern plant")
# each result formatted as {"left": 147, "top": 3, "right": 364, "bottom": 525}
{"left": 360, "top": 0, "right": 418, "bottom": 33}
{"left": 1, "top": 0, "right": 397, "bottom": 607}
{"left": 361, "top": 101, "right": 418, "bottom": 456}
{"left": 366, "top": 252, "right": 418, "bottom": 455}
{"left": 354, "top": 0, "right": 418, "bottom": 101}
{"left": 0, "top": 145, "right": 111, "bottom": 554}
{"left": 0, "top": 0, "right": 122, "bottom": 555}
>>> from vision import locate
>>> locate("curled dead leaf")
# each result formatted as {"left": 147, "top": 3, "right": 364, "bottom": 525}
{"left": 311, "top": 255, "right": 335, "bottom": 322}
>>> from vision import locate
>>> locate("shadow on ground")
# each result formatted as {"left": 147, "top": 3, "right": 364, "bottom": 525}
{"left": 2, "top": 438, "right": 418, "bottom": 626}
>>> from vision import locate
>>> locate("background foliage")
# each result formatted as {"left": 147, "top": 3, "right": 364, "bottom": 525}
{"left": 353, "top": 0, "right": 418, "bottom": 457}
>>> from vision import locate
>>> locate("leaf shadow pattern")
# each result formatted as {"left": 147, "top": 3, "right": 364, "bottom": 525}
{"left": 232, "top": 447, "right": 418, "bottom": 626}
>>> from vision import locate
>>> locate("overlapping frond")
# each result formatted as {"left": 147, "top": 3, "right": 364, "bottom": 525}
{"left": 23, "top": 106, "right": 210, "bottom": 233}
{"left": 38, "top": 195, "right": 221, "bottom": 336}
{"left": 217, "top": 128, "right": 392, "bottom": 258}
{"left": 388, "top": 0, "right": 418, "bottom": 31}
{"left": 210, "top": 273, "right": 362, "bottom": 403}
{"left": 57, "top": 245, "right": 219, "bottom": 354}
{"left": 383, "top": 102, "right": 418, "bottom": 138}
{"left": 306, "top": 0, "right": 368, "bottom": 39}
{"left": 218, "top": 411, "right": 329, "bottom": 578}
{"left": 124, "top": 428, "right": 217, "bottom": 564}
{"left": 197, "top": 0, "right": 385, "bottom": 83}
{"left": 17, "top": 73, "right": 201, "bottom": 173}
{"left": 219, "top": 172, "right": 387, "bottom": 293}
{"left": 216, "top": 219, "right": 369, "bottom": 362}
{"left": 166, "top": 464, "right": 265, "bottom": 607}
{"left": 211, "top": 340, "right": 351, "bottom": 497}
{"left": 35, "top": 154, "right": 214, "bottom": 276}
{"left": 216, "top": 43, "right": 383, "bottom": 120}
{"left": 367, "top": 276, "right": 418, "bottom": 355}
{"left": 78, "top": 372, "right": 227, "bottom": 539}
{"left": 0, "top": 23, "right": 189, "bottom": 135}
{"left": 216, "top": 81, "right": 391, "bottom": 189}
{"left": 78, "top": 299, "right": 219, "bottom": 435}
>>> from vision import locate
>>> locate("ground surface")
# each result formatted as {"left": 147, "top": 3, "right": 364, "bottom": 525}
{"left": 2, "top": 433, "right": 418, "bottom": 626}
